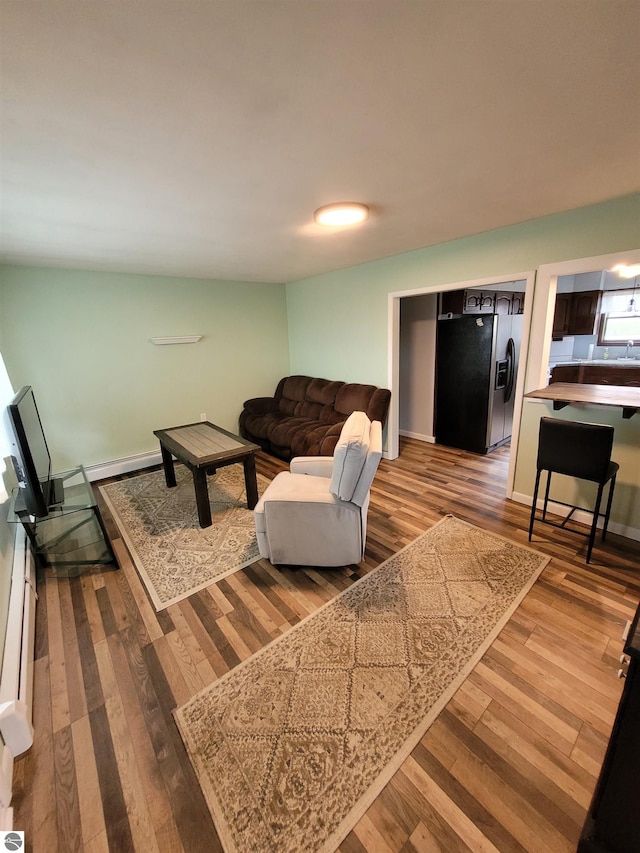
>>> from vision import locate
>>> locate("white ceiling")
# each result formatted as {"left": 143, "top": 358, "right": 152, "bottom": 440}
{"left": 1, "top": 1, "right": 639, "bottom": 284}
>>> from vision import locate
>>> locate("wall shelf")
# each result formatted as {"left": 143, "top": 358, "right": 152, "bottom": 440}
{"left": 149, "top": 336, "right": 202, "bottom": 345}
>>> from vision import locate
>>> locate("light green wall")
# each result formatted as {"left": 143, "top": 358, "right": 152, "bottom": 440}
{"left": 0, "top": 266, "right": 289, "bottom": 471}
{"left": 285, "top": 193, "right": 640, "bottom": 534}
{"left": 286, "top": 194, "right": 640, "bottom": 388}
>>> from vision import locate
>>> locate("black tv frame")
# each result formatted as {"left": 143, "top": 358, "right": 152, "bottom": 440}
{"left": 7, "top": 385, "right": 54, "bottom": 517}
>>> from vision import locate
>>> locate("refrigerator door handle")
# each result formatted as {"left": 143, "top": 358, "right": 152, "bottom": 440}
{"left": 504, "top": 337, "right": 516, "bottom": 403}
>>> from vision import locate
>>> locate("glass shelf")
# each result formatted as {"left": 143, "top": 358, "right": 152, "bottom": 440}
{"left": 8, "top": 466, "right": 116, "bottom": 569}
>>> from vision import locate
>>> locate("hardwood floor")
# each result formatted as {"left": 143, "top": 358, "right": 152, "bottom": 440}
{"left": 11, "top": 438, "right": 640, "bottom": 852}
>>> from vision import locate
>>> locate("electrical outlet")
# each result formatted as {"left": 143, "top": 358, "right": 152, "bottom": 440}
{"left": 200, "top": 412, "right": 207, "bottom": 422}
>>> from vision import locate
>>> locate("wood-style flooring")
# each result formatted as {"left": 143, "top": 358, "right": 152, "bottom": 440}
{"left": 11, "top": 437, "right": 640, "bottom": 852}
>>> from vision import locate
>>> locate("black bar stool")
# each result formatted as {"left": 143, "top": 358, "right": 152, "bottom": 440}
{"left": 528, "top": 417, "right": 619, "bottom": 563}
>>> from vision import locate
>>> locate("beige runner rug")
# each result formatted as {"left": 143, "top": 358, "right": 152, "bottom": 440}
{"left": 100, "top": 463, "right": 269, "bottom": 610}
{"left": 174, "top": 515, "right": 550, "bottom": 853}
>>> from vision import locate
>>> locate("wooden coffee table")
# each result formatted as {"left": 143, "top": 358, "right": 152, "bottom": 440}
{"left": 153, "top": 421, "right": 260, "bottom": 528}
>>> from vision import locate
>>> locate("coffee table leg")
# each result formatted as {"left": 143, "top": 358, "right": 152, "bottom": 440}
{"left": 243, "top": 454, "right": 259, "bottom": 509}
{"left": 160, "top": 443, "right": 177, "bottom": 488}
{"left": 193, "top": 468, "right": 212, "bottom": 527}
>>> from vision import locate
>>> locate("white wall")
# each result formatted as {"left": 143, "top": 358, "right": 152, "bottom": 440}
{"left": 0, "top": 356, "right": 17, "bottom": 689}
{"left": 399, "top": 294, "right": 437, "bottom": 441}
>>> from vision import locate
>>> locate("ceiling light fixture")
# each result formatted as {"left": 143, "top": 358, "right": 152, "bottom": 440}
{"left": 612, "top": 263, "right": 640, "bottom": 279}
{"left": 313, "top": 202, "right": 369, "bottom": 226}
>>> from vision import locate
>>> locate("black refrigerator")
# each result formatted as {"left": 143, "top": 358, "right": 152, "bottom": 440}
{"left": 435, "top": 312, "right": 522, "bottom": 454}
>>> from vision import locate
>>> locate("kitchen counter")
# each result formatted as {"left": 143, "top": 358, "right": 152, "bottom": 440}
{"left": 550, "top": 358, "right": 639, "bottom": 367}
{"left": 525, "top": 383, "right": 640, "bottom": 419}
{"left": 549, "top": 361, "right": 640, "bottom": 388}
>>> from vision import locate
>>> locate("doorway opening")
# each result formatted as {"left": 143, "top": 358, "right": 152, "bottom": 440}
{"left": 387, "top": 271, "right": 536, "bottom": 498}
{"left": 386, "top": 249, "right": 640, "bottom": 505}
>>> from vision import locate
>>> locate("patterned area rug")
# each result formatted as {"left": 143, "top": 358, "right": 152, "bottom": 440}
{"left": 100, "top": 463, "right": 269, "bottom": 610}
{"left": 174, "top": 515, "right": 550, "bottom": 853}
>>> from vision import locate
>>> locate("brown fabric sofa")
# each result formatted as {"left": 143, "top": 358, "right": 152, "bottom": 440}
{"left": 239, "top": 375, "right": 391, "bottom": 460}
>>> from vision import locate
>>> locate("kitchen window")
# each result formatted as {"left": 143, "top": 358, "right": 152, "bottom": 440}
{"left": 597, "top": 287, "right": 640, "bottom": 345}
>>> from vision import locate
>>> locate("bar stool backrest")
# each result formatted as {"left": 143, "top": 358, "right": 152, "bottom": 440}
{"left": 537, "top": 418, "right": 614, "bottom": 483}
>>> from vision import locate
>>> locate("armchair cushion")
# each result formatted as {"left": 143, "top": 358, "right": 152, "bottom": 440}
{"left": 289, "top": 456, "right": 334, "bottom": 478}
{"left": 329, "top": 411, "right": 370, "bottom": 502}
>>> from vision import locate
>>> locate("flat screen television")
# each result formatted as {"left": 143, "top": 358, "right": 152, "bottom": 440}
{"left": 7, "top": 386, "right": 63, "bottom": 516}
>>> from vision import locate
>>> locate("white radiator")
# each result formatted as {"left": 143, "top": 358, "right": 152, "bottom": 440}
{"left": 0, "top": 530, "right": 36, "bottom": 829}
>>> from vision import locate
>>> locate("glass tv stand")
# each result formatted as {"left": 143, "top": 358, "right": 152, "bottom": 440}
{"left": 8, "top": 466, "right": 116, "bottom": 570}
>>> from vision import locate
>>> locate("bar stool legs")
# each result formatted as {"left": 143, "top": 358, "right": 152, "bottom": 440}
{"left": 528, "top": 418, "right": 619, "bottom": 564}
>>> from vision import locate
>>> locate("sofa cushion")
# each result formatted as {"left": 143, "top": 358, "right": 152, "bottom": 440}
{"left": 334, "top": 383, "right": 377, "bottom": 416}
{"left": 268, "top": 416, "right": 321, "bottom": 450}
{"left": 280, "top": 376, "right": 313, "bottom": 404}
{"left": 296, "top": 400, "right": 325, "bottom": 421}
{"left": 294, "top": 420, "right": 343, "bottom": 457}
{"left": 330, "top": 411, "right": 370, "bottom": 501}
{"left": 306, "top": 378, "right": 343, "bottom": 406}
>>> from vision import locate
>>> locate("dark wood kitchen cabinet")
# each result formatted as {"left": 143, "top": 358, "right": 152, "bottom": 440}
{"left": 570, "top": 290, "right": 602, "bottom": 335}
{"left": 550, "top": 364, "right": 640, "bottom": 385}
{"left": 441, "top": 289, "right": 495, "bottom": 315}
{"left": 440, "top": 289, "right": 525, "bottom": 316}
{"left": 494, "top": 292, "right": 513, "bottom": 314}
{"left": 578, "top": 602, "right": 640, "bottom": 853}
{"left": 510, "top": 292, "right": 525, "bottom": 315}
{"left": 550, "top": 364, "right": 581, "bottom": 383}
{"left": 553, "top": 293, "right": 573, "bottom": 338}
{"left": 553, "top": 290, "right": 602, "bottom": 338}
{"left": 464, "top": 290, "right": 495, "bottom": 313}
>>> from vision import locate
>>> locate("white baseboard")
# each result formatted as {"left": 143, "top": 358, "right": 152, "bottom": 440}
{"left": 89, "top": 447, "right": 400, "bottom": 471}
{"left": 511, "top": 491, "right": 640, "bottom": 543}
{"left": 84, "top": 450, "right": 163, "bottom": 482}
{"left": 399, "top": 430, "right": 435, "bottom": 443}
{"left": 0, "top": 534, "right": 35, "bottom": 759}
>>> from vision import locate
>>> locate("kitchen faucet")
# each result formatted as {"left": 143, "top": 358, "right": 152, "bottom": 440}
{"left": 627, "top": 340, "right": 634, "bottom": 358}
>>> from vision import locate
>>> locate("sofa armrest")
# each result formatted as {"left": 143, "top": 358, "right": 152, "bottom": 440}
{"left": 242, "top": 396, "right": 279, "bottom": 415}
{"left": 290, "top": 457, "right": 334, "bottom": 478}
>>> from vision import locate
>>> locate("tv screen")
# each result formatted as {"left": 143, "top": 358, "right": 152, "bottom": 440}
{"left": 8, "top": 386, "right": 53, "bottom": 517}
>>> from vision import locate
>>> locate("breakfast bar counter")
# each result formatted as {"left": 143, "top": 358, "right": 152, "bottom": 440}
{"left": 525, "top": 383, "right": 640, "bottom": 419}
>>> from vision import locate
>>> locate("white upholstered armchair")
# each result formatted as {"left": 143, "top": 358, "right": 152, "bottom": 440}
{"left": 254, "top": 411, "right": 383, "bottom": 566}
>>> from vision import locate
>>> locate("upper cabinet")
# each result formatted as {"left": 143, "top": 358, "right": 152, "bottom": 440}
{"left": 510, "top": 292, "right": 525, "bottom": 315}
{"left": 494, "top": 293, "right": 513, "bottom": 315}
{"left": 440, "top": 289, "right": 493, "bottom": 314}
{"left": 552, "top": 290, "right": 601, "bottom": 339}
{"left": 440, "top": 289, "right": 525, "bottom": 316}
{"left": 552, "top": 293, "right": 573, "bottom": 339}
{"left": 570, "top": 290, "right": 602, "bottom": 335}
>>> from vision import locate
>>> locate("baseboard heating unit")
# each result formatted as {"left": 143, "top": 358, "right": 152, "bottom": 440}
{"left": 0, "top": 529, "right": 36, "bottom": 830}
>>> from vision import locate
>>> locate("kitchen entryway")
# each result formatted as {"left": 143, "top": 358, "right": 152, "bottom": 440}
{"left": 398, "top": 280, "right": 527, "bottom": 465}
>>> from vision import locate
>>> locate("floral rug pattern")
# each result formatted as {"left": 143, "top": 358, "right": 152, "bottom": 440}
{"left": 174, "top": 515, "right": 549, "bottom": 853}
{"left": 100, "top": 463, "right": 269, "bottom": 609}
